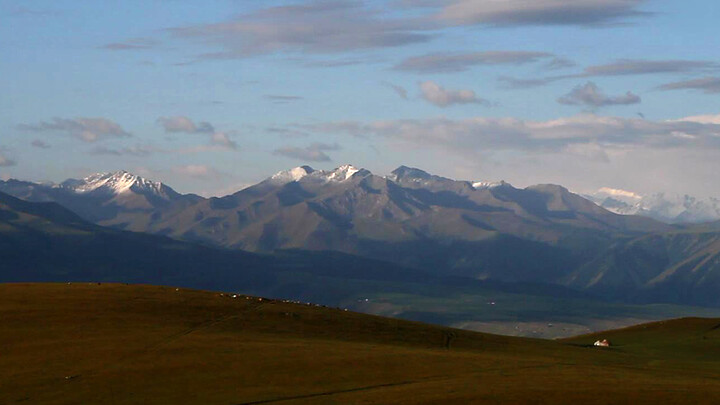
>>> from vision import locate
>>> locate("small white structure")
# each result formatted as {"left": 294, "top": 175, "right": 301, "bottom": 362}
{"left": 594, "top": 339, "right": 611, "bottom": 347}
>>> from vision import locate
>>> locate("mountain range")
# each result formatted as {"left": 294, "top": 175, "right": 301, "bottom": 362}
{"left": 585, "top": 187, "right": 720, "bottom": 224}
{"left": 5, "top": 188, "right": 720, "bottom": 339}
{"left": 3, "top": 165, "right": 720, "bottom": 307}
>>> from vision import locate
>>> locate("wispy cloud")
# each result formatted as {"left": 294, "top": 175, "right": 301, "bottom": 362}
{"left": 303, "top": 113, "right": 720, "bottom": 153}
{"left": 168, "top": 1, "right": 433, "bottom": 59}
{"left": 172, "top": 164, "right": 223, "bottom": 179}
{"left": 31, "top": 140, "right": 51, "bottom": 149}
{"left": 100, "top": 38, "right": 158, "bottom": 51}
{"left": 0, "top": 151, "right": 16, "bottom": 167}
{"left": 382, "top": 82, "right": 409, "bottom": 100}
{"left": 657, "top": 77, "right": 720, "bottom": 94}
{"left": 89, "top": 144, "right": 161, "bottom": 157}
{"left": 265, "top": 127, "right": 310, "bottom": 138}
{"left": 209, "top": 132, "right": 237, "bottom": 149}
{"left": 419, "top": 81, "right": 489, "bottom": 107}
{"left": 558, "top": 82, "right": 641, "bottom": 107}
{"left": 157, "top": 116, "right": 215, "bottom": 134}
{"left": 157, "top": 116, "right": 237, "bottom": 150}
{"left": 497, "top": 76, "right": 559, "bottom": 89}
{"left": 499, "top": 59, "right": 719, "bottom": 88}
{"left": 579, "top": 59, "right": 719, "bottom": 77}
{"left": 394, "top": 51, "right": 555, "bottom": 73}
{"left": 273, "top": 142, "right": 341, "bottom": 162}
{"left": 544, "top": 57, "right": 576, "bottom": 70}
{"left": 18, "top": 117, "right": 131, "bottom": 142}
{"left": 433, "top": 0, "right": 650, "bottom": 27}
{"left": 264, "top": 95, "right": 305, "bottom": 104}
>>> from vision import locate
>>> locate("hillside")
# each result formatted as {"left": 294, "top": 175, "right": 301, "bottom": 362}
{"left": 1, "top": 284, "right": 720, "bottom": 404}
{"left": 566, "top": 230, "right": 720, "bottom": 306}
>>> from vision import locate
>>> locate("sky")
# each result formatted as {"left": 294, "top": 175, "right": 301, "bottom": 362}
{"left": 1, "top": 0, "right": 720, "bottom": 197}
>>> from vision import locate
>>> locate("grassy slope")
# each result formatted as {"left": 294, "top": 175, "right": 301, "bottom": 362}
{"left": 2, "top": 284, "right": 720, "bottom": 404}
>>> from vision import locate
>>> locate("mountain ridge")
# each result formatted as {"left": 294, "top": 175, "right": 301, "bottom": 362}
{"left": 10, "top": 164, "right": 720, "bottom": 306}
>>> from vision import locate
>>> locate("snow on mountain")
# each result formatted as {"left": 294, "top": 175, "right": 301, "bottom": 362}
{"left": 585, "top": 187, "right": 720, "bottom": 224}
{"left": 59, "top": 171, "right": 178, "bottom": 200}
{"left": 270, "top": 166, "right": 315, "bottom": 184}
{"left": 268, "top": 164, "right": 368, "bottom": 185}
{"left": 327, "top": 164, "right": 361, "bottom": 181}
{"left": 388, "top": 166, "right": 433, "bottom": 182}
{"left": 472, "top": 180, "right": 508, "bottom": 190}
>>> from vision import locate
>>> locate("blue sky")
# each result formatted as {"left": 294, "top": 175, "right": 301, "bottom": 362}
{"left": 1, "top": 0, "right": 719, "bottom": 196}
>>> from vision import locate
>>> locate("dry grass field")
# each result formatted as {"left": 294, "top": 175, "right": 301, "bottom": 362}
{"left": 2, "top": 283, "right": 720, "bottom": 404}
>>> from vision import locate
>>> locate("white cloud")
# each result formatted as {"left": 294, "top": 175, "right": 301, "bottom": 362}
{"left": 419, "top": 81, "right": 489, "bottom": 107}
{"left": 671, "top": 113, "right": 720, "bottom": 125}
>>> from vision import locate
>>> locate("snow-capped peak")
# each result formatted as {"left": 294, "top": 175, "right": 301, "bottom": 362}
{"left": 61, "top": 170, "right": 170, "bottom": 197}
{"left": 270, "top": 166, "right": 315, "bottom": 183}
{"left": 326, "top": 164, "right": 361, "bottom": 181}
{"left": 269, "top": 164, "right": 367, "bottom": 185}
{"left": 585, "top": 187, "right": 720, "bottom": 224}
{"left": 472, "top": 180, "right": 507, "bottom": 190}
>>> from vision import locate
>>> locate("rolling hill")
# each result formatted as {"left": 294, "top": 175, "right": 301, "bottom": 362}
{"left": 1, "top": 283, "right": 720, "bottom": 404}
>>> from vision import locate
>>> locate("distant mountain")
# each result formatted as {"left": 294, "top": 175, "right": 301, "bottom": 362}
{"left": 0, "top": 189, "right": 436, "bottom": 297}
{"left": 7, "top": 163, "right": 720, "bottom": 309}
{"left": 22, "top": 165, "right": 720, "bottom": 307}
{"left": 2, "top": 189, "right": 630, "bottom": 335}
{"left": 120, "top": 164, "right": 670, "bottom": 281}
{"left": 1, "top": 165, "right": 672, "bottom": 282}
{"left": 0, "top": 170, "right": 203, "bottom": 230}
{"left": 585, "top": 187, "right": 720, "bottom": 224}
{"left": 5, "top": 189, "right": 719, "bottom": 338}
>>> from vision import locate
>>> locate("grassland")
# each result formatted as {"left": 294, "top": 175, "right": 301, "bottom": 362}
{"left": 2, "top": 283, "right": 720, "bottom": 404}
